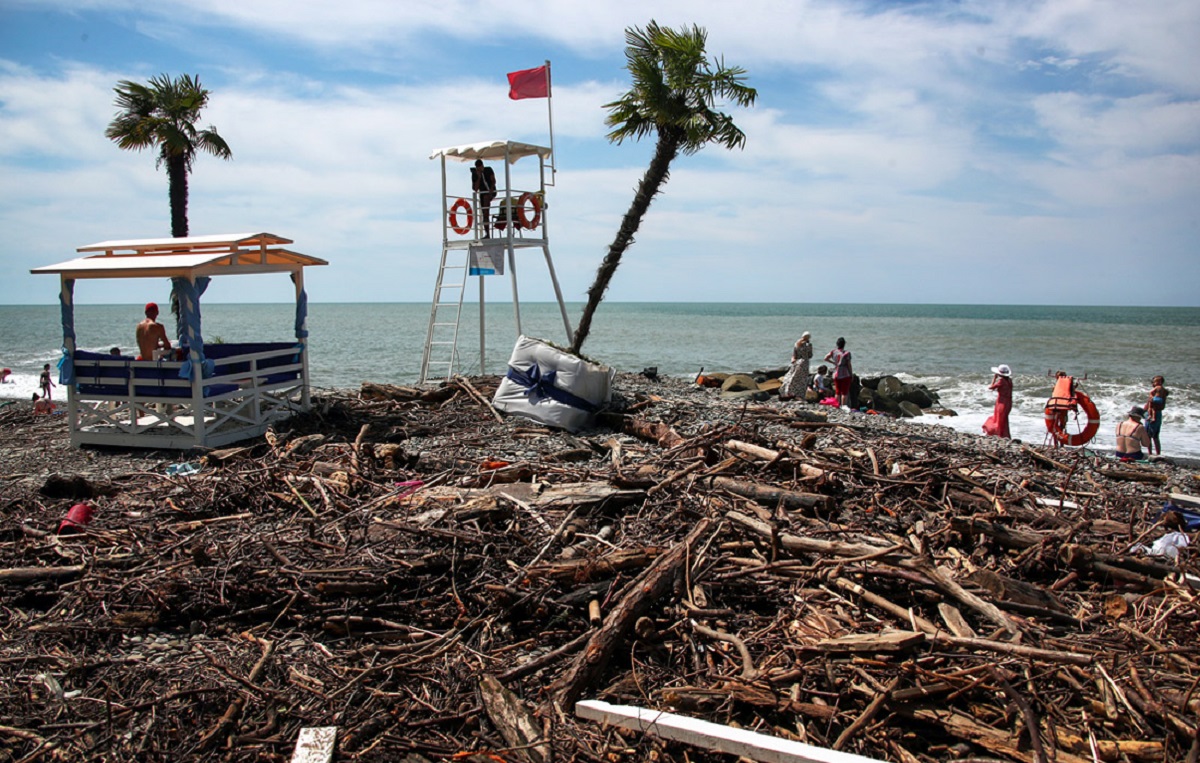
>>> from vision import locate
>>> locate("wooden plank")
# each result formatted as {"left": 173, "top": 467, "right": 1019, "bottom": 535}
{"left": 577, "top": 699, "right": 885, "bottom": 763}
{"left": 807, "top": 630, "right": 925, "bottom": 654}
{"left": 1168, "top": 492, "right": 1200, "bottom": 509}
{"left": 289, "top": 726, "right": 336, "bottom": 763}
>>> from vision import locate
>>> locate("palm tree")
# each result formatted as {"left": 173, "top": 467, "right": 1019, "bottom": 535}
{"left": 570, "top": 22, "right": 756, "bottom": 354}
{"left": 105, "top": 73, "right": 232, "bottom": 238}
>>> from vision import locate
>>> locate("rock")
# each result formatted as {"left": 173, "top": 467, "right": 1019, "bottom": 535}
{"left": 720, "top": 374, "right": 759, "bottom": 393}
{"left": 752, "top": 366, "right": 790, "bottom": 381}
{"left": 898, "top": 401, "right": 923, "bottom": 418}
{"left": 876, "top": 376, "right": 904, "bottom": 398}
{"left": 756, "top": 378, "right": 782, "bottom": 393}
{"left": 40, "top": 474, "right": 101, "bottom": 500}
{"left": 895, "top": 385, "right": 935, "bottom": 408}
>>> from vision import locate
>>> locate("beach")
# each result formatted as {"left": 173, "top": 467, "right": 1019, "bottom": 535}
{"left": 2, "top": 370, "right": 1199, "bottom": 760}
{"left": 2, "top": 301, "right": 1197, "bottom": 458}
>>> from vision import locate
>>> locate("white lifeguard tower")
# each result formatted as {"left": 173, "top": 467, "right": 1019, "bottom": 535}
{"left": 31, "top": 233, "right": 327, "bottom": 449}
{"left": 420, "top": 140, "right": 573, "bottom": 383}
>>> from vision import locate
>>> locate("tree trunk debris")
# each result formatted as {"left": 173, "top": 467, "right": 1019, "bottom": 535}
{"left": 1, "top": 371, "right": 1197, "bottom": 762}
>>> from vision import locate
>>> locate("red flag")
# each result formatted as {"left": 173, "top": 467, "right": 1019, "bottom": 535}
{"left": 507, "top": 65, "right": 549, "bottom": 100}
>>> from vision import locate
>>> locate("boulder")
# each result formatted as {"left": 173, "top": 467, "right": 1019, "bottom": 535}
{"left": 898, "top": 401, "right": 923, "bottom": 418}
{"left": 720, "top": 374, "right": 759, "bottom": 393}
{"left": 753, "top": 366, "right": 790, "bottom": 381}
{"left": 757, "top": 378, "right": 782, "bottom": 394}
{"left": 861, "top": 387, "right": 901, "bottom": 416}
{"left": 876, "top": 376, "right": 904, "bottom": 398}
{"left": 696, "top": 372, "right": 728, "bottom": 388}
{"left": 895, "top": 385, "right": 936, "bottom": 408}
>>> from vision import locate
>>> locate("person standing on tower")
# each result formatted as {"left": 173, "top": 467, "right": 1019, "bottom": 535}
{"left": 471, "top": 159, "right": 497, "bottom": 237}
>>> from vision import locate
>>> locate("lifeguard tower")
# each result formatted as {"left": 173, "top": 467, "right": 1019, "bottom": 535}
{"left": 420, "top": 140, "right": 573, "bottom": 383}
{"left": 31, "top": 233, "right": 327, "bottom": 449}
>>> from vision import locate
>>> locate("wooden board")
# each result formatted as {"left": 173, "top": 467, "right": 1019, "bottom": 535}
{"left": 290, "top": 726, "right": 336, "bottom": 763}
{"left": 577, "top": 699, "right": 885, "bottom": 763}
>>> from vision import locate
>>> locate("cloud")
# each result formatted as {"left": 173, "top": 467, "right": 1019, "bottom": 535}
{"left": 1, "top": 0, "right": 1198, "bottom": 307}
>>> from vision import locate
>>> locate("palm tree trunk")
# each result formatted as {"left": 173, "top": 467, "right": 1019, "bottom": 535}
{"left": 167, "top": 154, "right": 189, "bottom": 238}
{"left": 571, "top": 132, "right": 680, "bottom": 354}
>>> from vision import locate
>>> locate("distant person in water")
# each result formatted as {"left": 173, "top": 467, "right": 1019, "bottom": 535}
{"left": 136, "top": 302, "right": 171, "bottom": 361}
{"left": 982, "top": 364, "right": 1013, "bottom": 438}
{"left": 824, "top": 337, "right": 853, "bottom": 410}
{"left": 110, "top": 347, "right": 122, "bottom": 357}
{"left": 0, "top": 367, "right": 10, "bottom": 383}
{"left": 1114, "top": 406, "right": 1151, "bottom": 461}
{"left": 1143, "top": 375, "right": 1169, "bottom": 456}
{"left": 39, "top": 363, "right": 53, "bottom": 399}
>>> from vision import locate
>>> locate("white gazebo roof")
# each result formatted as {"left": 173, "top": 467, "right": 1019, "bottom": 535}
{"left": 31, "top": 232, "right": 328, "bottom": 280}
{"left": 429, "top": 140, "right": 551, "bottom": 164}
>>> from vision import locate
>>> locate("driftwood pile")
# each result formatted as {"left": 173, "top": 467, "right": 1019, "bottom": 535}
{"left": 1, "top": 373, "right": 1198, "bottom": 762}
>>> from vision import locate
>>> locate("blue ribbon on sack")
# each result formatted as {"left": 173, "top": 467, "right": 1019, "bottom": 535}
{"left": 506, "top": 363, "right": 598, "bottom": 413}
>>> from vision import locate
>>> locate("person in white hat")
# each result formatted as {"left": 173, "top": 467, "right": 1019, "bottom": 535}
{"left": 982, "top": 364, "right": 1012, "bottom": 438}
{"left": 778, "top": 331, "right": 812, "bottom": 401}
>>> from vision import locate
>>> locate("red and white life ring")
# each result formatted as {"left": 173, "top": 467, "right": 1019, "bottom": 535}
{"left": 1044, "top": 390, "right": 1100, "bottom": 446}
{"left": 517, "top": 192, "right": 542, "bottom": 230}
{"left": 448, "top": 198, "right": 473, "bottom": 235}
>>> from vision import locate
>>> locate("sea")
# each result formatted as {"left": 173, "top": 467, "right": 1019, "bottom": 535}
{"left": 1, "top": 302, "right": 1197, "bottom": 459}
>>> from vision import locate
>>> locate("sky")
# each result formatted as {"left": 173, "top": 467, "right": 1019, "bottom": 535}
{"left": 1, "top": 0, "right": 1197, "bottom": 307}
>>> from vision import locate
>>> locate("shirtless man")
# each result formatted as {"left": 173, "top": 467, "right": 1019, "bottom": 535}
{"left": 1114, "top": 406, "right": 1151, "bottom": 461}
{"left": 136, "top": 302, "right": 171, "bottom": 360}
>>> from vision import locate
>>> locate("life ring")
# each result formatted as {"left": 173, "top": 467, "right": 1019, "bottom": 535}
{"left": 516, "top": 192, "right": 542, "bottom": 230}
{"left": 1044, "top": 390, "right": 1100, "bottom": 446}
{"left": 448, "top": 198, "right": 473, "bottom": 235}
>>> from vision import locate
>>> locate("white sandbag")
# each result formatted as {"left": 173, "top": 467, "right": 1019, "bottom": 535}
{"left": 492, "top": 335, "right": 615, "bottom": 431}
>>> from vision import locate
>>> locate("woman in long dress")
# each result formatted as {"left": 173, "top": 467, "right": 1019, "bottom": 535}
{"left": 779, "top": 332, "right": 812, "bottom": 401}
{"left": 982, "top": 364, "right": 1012, "bottom": 438}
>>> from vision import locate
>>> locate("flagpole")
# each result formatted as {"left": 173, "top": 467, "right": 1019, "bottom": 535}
{"left": 545, "top": 59, "right": 556, "bottom": 185}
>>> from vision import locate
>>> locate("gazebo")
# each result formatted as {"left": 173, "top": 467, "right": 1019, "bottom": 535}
{"left": 31, "top": 233, "right": 327, "bottom": 449}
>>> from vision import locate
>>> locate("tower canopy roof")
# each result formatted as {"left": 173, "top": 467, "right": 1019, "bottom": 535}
{"left": 430, "top": 140, "right": 551, "bottom": 164}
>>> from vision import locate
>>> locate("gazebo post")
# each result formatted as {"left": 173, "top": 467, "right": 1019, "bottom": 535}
{"left": 59, "top": 276, "right": 78, "bottom": 444}
{"left": 294, "top": 267, "right": 311, "bottom": 410}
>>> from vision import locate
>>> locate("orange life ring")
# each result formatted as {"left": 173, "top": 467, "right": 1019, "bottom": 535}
{"left": 448, "top": 198, "right": 473, "bottom": 235}
{"left": 1044, "top": 390, "right": 1100, "bottom": 446}
{"left": 516, "top": 192, "right": 542, "bottom": 230}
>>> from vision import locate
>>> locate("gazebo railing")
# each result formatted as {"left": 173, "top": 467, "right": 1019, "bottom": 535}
{"left": 69, "top": 342, "right": 306, "bottom": 449}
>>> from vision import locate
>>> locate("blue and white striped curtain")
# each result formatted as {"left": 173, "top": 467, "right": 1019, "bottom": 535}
{"left": 57, "top": 278, "right": 76, "bottom": 384}
{"left": 171, "top": 276, "right": 213, "bottom": 380}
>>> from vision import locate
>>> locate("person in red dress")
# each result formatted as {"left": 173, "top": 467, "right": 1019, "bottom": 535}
{"left": 982, "top": 364, "right": 1012, "bottom": 438}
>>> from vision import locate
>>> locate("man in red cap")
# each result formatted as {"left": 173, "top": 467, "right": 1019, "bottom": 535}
{"left": 136, "top": 302, "right": 171, "bottom": 360}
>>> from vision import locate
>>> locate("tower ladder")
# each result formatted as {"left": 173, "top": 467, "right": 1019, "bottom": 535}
{"left": 419, "top": 247, "right": 469, "bottom": 383}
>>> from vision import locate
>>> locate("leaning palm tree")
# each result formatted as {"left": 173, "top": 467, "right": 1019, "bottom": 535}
{"left": 105, "top": 73, "right": 232, "bottom": 239}
{"left": 570, "top": 22, "right": 756, "bottom": 353}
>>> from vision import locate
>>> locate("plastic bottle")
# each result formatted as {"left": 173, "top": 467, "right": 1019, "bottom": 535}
{"left": 166, "top": 462, "right": 201, "bottom": 477}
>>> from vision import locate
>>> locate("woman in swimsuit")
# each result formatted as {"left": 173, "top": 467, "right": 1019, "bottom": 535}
{"left": 1115, "top": 406, "right": 1151, "bottom": 460}
{"left": 1143, "top": 375, "right": 1169, "bottom": 456}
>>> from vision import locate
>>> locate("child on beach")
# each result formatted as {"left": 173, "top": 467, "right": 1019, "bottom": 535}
{"left": 811, "top": 365, "right": 832, "bottom": 397}
{"left": 32, "top": 392, "right": 54, "bottom": 414}
{"left": 39, "top": 363, "right": 53, "bottom": 399}
{"left": 1144, "top": 376, "right": 1169, "bottom": 456}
